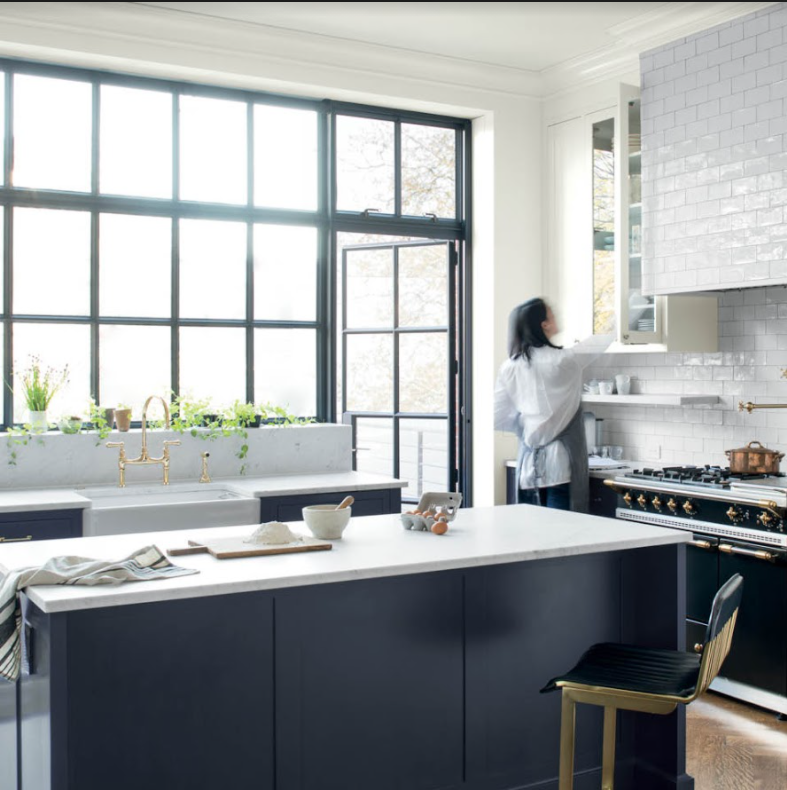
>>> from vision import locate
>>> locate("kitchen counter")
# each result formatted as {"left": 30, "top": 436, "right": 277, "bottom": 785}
{"left": 0, "top": 504, "right": 689, "bottom": 613}
{"left": 9, "top": 505, "right": 692, "bottom": 790}
{"left": 0, "top": 489, "right": 90, "bottom": 513}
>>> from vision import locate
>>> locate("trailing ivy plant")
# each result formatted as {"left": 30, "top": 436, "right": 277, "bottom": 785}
{"left": 87, "top": 401, "right": 113, "bottom": 445}
{"left": 6, "top": 423, "right": 45, "bottom": 466}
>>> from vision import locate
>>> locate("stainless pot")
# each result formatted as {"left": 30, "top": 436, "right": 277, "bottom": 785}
{"left": 725, "top": 440, "right": 784, "bottom": 475}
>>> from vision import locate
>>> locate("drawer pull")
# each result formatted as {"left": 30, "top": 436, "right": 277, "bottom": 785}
{"left": 718, "top": 543, "right": 775, "bottom": 562}
{"left": 689, "top": 539, "right": 713, "bottom": 550}
{"left": 0, "top": 535, "right": 33, "bottom": 542}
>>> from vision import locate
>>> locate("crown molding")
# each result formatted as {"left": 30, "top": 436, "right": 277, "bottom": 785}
{"left": 541, "top": 1, "right": 778, "bottom": 96}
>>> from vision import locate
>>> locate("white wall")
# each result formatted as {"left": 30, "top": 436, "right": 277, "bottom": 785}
{"left": 0, "top": 2, "right": 544, "bottom": 505}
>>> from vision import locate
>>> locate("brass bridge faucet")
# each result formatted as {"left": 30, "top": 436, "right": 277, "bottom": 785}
{"left": 106, "top": 396, "right": 181, "bottom": 487}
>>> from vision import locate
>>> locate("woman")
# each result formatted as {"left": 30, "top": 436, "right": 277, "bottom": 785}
{"left": 494, "top": 298, "right": 612, "bottom": 512}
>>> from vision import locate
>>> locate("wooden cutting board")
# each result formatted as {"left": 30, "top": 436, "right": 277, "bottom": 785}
{"left": 168, "top": 535, "right": 333, "bottom": 559}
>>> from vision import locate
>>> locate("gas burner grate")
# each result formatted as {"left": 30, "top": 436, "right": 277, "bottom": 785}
{"left": 625, "top": 465, "right": 785, "bottom": 488}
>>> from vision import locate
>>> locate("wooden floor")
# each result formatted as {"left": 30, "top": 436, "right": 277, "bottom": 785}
{"left": 687, "top": 692, "right": 787, "bottom": 789}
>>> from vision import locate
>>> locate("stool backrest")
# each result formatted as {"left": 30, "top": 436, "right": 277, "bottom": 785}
{"left": 695, "top": 573, "right": 744, "bottom": 698}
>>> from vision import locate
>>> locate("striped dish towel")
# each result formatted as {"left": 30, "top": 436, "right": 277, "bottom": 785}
{"left": 0, "top": 545, "right": 198, "bottom": 683}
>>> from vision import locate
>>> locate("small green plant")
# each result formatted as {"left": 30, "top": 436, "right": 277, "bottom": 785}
{"left": 87, "top": 401, "right": 113, "bottom": 444}
{"left": 15, "top": 356, "right": 69, "bottom": 412}
{"left": 6, "top": 423, "right": 45, "bottom": 466}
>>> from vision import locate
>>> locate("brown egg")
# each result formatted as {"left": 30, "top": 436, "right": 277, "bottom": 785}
{"left": 431, "top": 521, "right": 449, "bottom": 535}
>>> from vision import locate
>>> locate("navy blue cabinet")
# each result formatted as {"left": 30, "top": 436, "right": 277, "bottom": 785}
{"left": 259, "top": 487, "right": 401, "bottom": 522}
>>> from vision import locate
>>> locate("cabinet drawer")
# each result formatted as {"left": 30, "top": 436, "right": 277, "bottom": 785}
{"left": 259, "top": 489, "right": 401, "bottom": 523}
{"left": 0, "top": 509, "right": 82, "bottom": 542}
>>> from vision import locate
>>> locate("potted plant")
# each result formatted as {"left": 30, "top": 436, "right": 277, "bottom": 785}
{"left": 16, "top": 357, "right": 69, "bottom": 433}
{"left": 57, "top": 415, "right": 83, "bottom": 434}
{"left": 114, "top": 403, "right": 132, "bottom": 432}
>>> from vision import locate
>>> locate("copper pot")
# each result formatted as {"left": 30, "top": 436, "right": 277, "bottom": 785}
{"left": 725, "top": 441, "right": 784, "bottom": 475}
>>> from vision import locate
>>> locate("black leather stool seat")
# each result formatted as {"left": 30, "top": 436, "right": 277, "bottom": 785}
{"left": 541, "top": 642, "right": 701, "bottom": 698}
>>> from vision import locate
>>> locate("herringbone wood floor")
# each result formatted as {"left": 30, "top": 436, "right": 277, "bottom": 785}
{"left": 687, "top": 693, "right": 787, "bottom": 790}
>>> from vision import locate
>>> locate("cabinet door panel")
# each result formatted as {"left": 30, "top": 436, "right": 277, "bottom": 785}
{"left": 0, "top": 509, "right": 82, "bottom": 542}
{"left": 686, "top": 544, "right": 719, "bottom": 623}
{"left": 259, "top": 488, "right": 400, "bottom": 522}
{"left": 0, "top": 681, "right": 16, "bottom": 790}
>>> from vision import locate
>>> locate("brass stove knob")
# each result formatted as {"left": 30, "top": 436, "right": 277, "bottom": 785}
{"left": 682, "top": 500, "right": 697, "bottom": 516}
{"left": 637, "top": 493, "right": 648, "bottom": 508}
{"left": 623, "top": 492, "right": 633, "bottom": 506}
{"left": 667, "top": 498, "right": 678, "bottom": 513}
{"left": 652, "top": 496, "right": 663, "bottom": 512}
{"left": 726, "top": 506, "right": 742, "bottom": 524}
{"left": 758, "top": 511, "right": 775, "bottom": 528}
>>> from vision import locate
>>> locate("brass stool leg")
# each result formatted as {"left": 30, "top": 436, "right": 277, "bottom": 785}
{"left": 559, "top": 691, "right": 577, "bottom": 790}
{"left": 602, "top": 705, "right": 617, "bottom": 790}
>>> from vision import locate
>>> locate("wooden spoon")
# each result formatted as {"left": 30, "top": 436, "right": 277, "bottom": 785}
{"left": 336, "top": 496, "right": 354, "bottom": 510}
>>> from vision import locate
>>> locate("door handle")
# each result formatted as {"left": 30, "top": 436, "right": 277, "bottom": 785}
{"left": 689, "top": 539, "right": 714, "bottom": 550}
{"left": 718, "top": 543, "right": 775, "bottom": 562}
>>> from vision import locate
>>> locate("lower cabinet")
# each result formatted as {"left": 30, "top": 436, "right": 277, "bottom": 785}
{"left": 1, "top": 508, "right": 83, "bottom": 790}
{"left": 259, "top": 487, "right": 401, "bottom": 522}
{"left": 506, "top": 471, "right": 617, "bottom": 517}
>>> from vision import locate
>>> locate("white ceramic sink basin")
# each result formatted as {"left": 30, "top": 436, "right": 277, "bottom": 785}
{"left": 80, "top": 484, "right": 260, "bottom": 537}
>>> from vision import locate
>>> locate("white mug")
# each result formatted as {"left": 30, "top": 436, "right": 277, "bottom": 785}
{"left": 599, "top": 380, "right": 615, "bottom": 396}
{"left": 615, "top": 374, "right": 631, "bottom": 395}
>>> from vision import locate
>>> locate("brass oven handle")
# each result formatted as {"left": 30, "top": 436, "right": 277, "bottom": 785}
{"left": 718, "top": 543, "right": 775, "bottom": 562}
{"left": 689, "top": 540, "right": 713, "bottom": 550}
{"left": 0, "top": 535, "right": 33, "bottom": 542}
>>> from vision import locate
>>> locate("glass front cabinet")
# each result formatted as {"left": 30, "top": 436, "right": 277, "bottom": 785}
{"left": 546, "top": 84, "right": 717, "bottom": 352}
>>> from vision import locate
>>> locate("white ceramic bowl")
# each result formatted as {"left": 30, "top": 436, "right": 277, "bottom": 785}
{"left": 302, "top": 505, "right": 352, "bottom": 540}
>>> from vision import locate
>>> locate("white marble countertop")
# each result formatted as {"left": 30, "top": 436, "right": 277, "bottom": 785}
{"left": 0, "top": 471, "right": 406, "bottom": 514}
{"left": 0, "top": 505, "right": 691, "bottom": 614}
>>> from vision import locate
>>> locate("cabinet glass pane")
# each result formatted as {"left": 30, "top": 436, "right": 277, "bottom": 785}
{"left": 355, "top": 417, "right": 393, "bottom": 478}
{"left": 345, "top": 247, "right": 393, "bottom": 329}
{"left": 180, "top": 95, "right": 247, "bottom": 204}
{"left": 398, "top": 244, "right": 447, "bottom": 328}
{"left": 13, "top": 75, "right": 91, "bottom": 192}
{"left": 254, "top": 225, "right": 317, "bottom": 321}
{"left": 14, "top": 208, "right": 90, "bottom": 316}
{"left": 179, "top": 327, "right": 245, "bottom": 409}
{"left": 402, "top": 124, "right": 455, "bottom": 218}
{"left": 399, "top": 333, "right": 447, "bottom": 414}
{"left": 336, "top": 116, "right": 395, "bottom": 213}
{"left": 13, "top": 323, "right": 90, "bottom": 423}
{"left": 399, "top": 418, "right": 447, "bottom": 500}
{"left": 181, "top": 219, "right": 246, "bottom": 320}
{"left": 346, "top": 334, "right": 392, "bottom": 412}
{"left": 592, "top": 117, "right": 615, "bottom": 336}
{"left": 254, "top": 105, "right": 317, "bottom": 210}
{"left": 255, "top": 328, "right": 315, "bottom": 416}
{"left": 100, "top": 326, "right": 171, "bottom": 420}
{"left": 99, "top": 214, "right": 171, "bottom": 318}
{"left": 100, "top": 85, "right": 172, "bottom": 199}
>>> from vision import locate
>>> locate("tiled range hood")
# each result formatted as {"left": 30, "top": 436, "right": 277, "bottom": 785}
{"left": 641, "top": 3, "right": 787, "bottom": 295}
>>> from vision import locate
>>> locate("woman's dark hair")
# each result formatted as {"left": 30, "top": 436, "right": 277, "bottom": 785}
{"left": 507, "top": 298, "right": 562, "bottom": 362}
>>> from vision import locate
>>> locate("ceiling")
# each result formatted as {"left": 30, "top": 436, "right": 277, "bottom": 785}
{"left": 139, "top": 2, "right": 773, "bottom": 76}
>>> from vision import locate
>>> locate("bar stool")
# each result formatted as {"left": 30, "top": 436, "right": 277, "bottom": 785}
{"left": 541, "top": 573, "right": 743, "bottom": 790}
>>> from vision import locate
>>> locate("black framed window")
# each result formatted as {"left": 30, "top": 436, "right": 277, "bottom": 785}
{"left": 0, "top": 60, "right": 470, "bottom": 471}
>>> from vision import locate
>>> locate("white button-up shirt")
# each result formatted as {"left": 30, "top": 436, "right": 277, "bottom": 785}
{"left": 494, "top": 335, "right": 612, "bottom": 489}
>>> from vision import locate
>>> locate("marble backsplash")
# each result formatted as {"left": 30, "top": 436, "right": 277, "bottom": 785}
{"left": 0, "top": 423, "right": 352, "bottom": 490}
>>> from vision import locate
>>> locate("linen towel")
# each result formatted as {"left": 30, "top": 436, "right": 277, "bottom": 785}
{"left": 0, "top": 545, "right": 198, "bottom": 682}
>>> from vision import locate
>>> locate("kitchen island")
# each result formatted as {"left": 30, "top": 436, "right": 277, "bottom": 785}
{"left": 0, "top": 505, "right": 693, "bottom": 790}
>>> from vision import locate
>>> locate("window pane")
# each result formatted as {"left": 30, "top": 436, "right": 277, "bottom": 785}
{"left": 13, "top": 75, "right": 91, "bottom": 192}
{"left": 402, "top": 124, "right": 456, "bottom": 218}
{"left": 399, "top": 418, "right": 448, "bottom": 500}
{"left": 100, "top": 326, "right": 171, "bottom": 420}
{"left": 398, "top": 244, "right": 447, "bottom": 328}
{"left": 399, "top": 333, "right": 447, "bottom": 414}
{"left": 180, "top": 95, "right": 247, "bottom": 204}
{"left": 255, "top": 328, "right": 315, "bottom": 416}
{"left": 355, "top": 417, "right": 393, "bottom": 477}
{"left": 181, "top": 219, "right": 246, "bottom": 320}
{"left": 0, "top": 208, "right": 4, "bottom": 310}
{"left": 12, "top": 323, "right": 91, "bottom": 423}
{"left": 254, "top": 105, "right": 317, "bottom": 210}
{"left": 0, "top": 75, "right": 4, "bottom": 187}
{"left": 101, "top": 85, "right": 172, "bottom": 198}
{"left": 99, "top": 214, "right": 171, "bottom": 318}
{"left": 179, "top": 327, "right": 245, "bottom": 409}
{"left": 254, "top": 225, "right": 317, "bottom": 321}
{"left": 14, "top": 208, "right": 91, "bottom": 316}
{"left": 336, "top": 116, "right": 394, "bottom": 213}
{"left": 345, "top": 247, "right": 392, "bottom": 329}
{"left": 345, "top": 334, "right": 392, "bottom": 412}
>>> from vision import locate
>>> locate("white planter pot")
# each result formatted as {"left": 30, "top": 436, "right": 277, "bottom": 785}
{"left": 29, "top": 410, "right": 48, "bottom": 433}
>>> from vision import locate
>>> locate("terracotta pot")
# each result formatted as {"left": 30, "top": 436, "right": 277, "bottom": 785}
{"left": 114, "top": 408, "right": 132, "bottom": 432}
{"left": 725, "top": 441, "right": 784, "bottom": 475}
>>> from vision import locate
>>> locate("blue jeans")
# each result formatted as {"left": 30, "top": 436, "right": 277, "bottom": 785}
{"left": 518, "top": 482, "right": 571, "bottom": 511}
